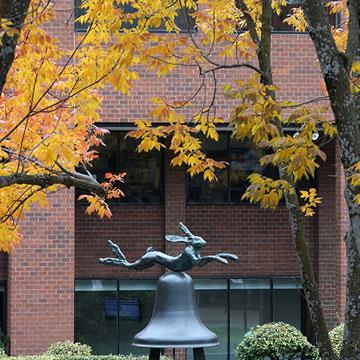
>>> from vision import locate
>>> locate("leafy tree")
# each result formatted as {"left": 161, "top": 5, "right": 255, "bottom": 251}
{"left": 0, "top": 1, "right": 359, "bottom": 359}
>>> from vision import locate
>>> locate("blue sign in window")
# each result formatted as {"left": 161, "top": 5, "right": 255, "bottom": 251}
{"left": 104, "top": 298, "right": 140, "bottom": 320}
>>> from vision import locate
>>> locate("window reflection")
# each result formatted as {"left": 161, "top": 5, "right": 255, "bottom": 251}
{"left": 187, "top": 133, "right": 277, "bottom": 204}
{"left": 188, "top": 280, "right": 228, "bottom": 360}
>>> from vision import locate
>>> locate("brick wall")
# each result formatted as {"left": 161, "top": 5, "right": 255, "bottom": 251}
{"left": 185, "top": 205, "right": 315, "bottom": 278}
{"left": 99, "top": 34, "right": 323, "bottom": 124}
{"left": 8, "top": 189, "right": 75, "bottom": 355}
{"left": 75, "top": 205, "right": 164, "bottom": 279}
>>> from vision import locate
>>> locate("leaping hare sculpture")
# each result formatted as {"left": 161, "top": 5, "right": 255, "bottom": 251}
{"left": 99, "top": 222, "right": 238, "bottom": 271}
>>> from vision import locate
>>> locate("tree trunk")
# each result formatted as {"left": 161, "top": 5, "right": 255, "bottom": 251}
{"left": 0, "top": 0, "right": 32, "bottom": 95}
{"left": 254, "top": 1, "right": 336, "bottom": 358}
{"left": 302, "top": 0, "right": 360, "bottom": 358}
{"left": 341, "top": 227, "right": 360, "bottom": 359}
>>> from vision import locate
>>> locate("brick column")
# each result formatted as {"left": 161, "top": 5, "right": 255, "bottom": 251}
{"left": 317, "top": 141, "right": 346, "bottom": 329}
{"left": 335, "top": 143, "right": 348, "bottom": 321}
{"left": 8, "top": 189, "right": 75, "bottom": 355}
{"left": 163, "top": 151, "right": 186, "bottom": 255}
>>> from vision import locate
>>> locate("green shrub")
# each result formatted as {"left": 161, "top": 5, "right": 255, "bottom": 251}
{"left": 329, "top": 323, "right": 344, "bottom": 357}
{"left": 3, "top": 356, "right": 166, "bottom": 360}
{"left": 46, "top": 342, "right": 92, "bottom": 356}
{"left": 235, "top": 322, "right": 319, "bottom": 360}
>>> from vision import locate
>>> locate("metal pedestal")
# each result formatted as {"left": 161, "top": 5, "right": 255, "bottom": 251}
{"left": 148, "top": 347, "right": 206, "bottom": 360}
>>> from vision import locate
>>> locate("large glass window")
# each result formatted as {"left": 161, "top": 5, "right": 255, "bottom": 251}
{"left": 75, "top": 278, "right": 304, "bottom": 358}
{"left": 0, "top": 282, "right": 5, "bottom": 335}
{"left": 84, "top": 131, "right": 163, "bottom": 204}
{"left": 187, "top": 133, "right": 277, "bottom": 204}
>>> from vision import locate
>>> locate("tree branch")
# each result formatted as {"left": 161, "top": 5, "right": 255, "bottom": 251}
{"left": 0, "top": 172, "right": 106, "bottom": 196}
{"left": 235, "top": 0, "right": 260, "bottom": 45}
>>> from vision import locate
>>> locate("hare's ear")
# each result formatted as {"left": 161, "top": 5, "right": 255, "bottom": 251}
{"left": 165, "top": 235, "right": 189, "bottom": 244}
{"left": 179, "top": 222, "right": 193, "bottom": 237}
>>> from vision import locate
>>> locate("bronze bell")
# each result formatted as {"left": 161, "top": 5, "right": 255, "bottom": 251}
{"left": 133, "top": 272, "right": 219, "bottom": 359}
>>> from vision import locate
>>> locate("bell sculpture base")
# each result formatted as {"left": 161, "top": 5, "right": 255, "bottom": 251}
{"left": 132, "top": 272, "right": 219, "bottom": 360}
{"left": 148, "top": 347, "right": 205, "bottom": 360}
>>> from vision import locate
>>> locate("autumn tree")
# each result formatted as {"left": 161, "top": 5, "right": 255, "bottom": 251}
{"left": 0, "top": 1, "right": 359, "bottom": 359}
{"left": 0, "top": 0, "right": 130, "bottom": 250}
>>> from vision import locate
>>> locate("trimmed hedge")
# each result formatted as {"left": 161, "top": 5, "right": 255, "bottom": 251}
{"left": 0, "top": 356, "right": 167, "bottom": 360}
{"left": 46, "top": 342, "right": 92, "bottom": 357}
{"left": 235, "top": 322, "right": 319, "bottom": 360}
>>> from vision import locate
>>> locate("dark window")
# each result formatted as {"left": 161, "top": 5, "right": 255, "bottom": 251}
{"left": 84, "top": 131, "right": 163, "bottom": 204}
{"left": 74, "top": 0, "right": 195, "bottom": 33}
{"left": 0, "top": 282, "right": 5, "bottom": 336}
{"left": 272, "top": 0, "right": 338, "bottom": 32}
{"left": 75, "top": 280, "right": 118, "bottom": 354}
{"left": 74, "top": 0, "right": 88, "bottom": 32}
{"left": 272, "top": 0, "right": 304, "bottom": 32}
{"left": 187, "top": 132, "right": 277, "bottom": 204}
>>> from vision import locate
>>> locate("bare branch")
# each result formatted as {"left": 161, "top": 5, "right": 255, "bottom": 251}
{"left": 281, "top": 96, "right": 330, "bottom": 109}
{"left": 202, "top": 62, "right": 262, "bottom": 75}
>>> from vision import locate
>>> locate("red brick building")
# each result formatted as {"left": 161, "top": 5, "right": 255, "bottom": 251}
{"left": 0, "top": 1, "right": 348, "bottom": 358}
